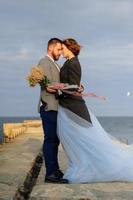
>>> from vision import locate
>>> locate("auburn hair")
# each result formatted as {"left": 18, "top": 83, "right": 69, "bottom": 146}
{"left": 62, "top": 38, "right": 81, "bottom": 56}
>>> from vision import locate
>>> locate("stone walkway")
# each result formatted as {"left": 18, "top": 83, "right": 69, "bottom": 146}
{"left": 0, "top": 126, "right": 43, "bottom": 200}
{"left": 31, "top": 161, "right": 133, "bottom": 200}
{"left": 1, "top": 126, "right": 133, "bottom": 200}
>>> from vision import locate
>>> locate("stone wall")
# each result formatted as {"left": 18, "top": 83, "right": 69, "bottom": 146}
{"left": 3, "top": 120, "right": 42, "bottom": 142}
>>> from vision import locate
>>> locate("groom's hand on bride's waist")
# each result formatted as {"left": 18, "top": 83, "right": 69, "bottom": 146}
{"left": 77, "top": 84, "right": 84, "bottom": 93}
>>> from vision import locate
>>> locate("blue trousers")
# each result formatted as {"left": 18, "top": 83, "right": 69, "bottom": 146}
{"left": 40, "top": 105, "right": 60, "bottom": 176}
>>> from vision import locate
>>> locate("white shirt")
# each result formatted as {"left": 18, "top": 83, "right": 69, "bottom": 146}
{"left": 46, "top": 54, "right": 60, "bottom": 71}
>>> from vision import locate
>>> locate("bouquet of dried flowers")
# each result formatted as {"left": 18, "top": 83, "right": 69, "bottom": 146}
{"left": 27, "top": 66, "right": 51, "bottom": 87}
{"left": 26, "top": 66, "right": 106, "bottom": 101}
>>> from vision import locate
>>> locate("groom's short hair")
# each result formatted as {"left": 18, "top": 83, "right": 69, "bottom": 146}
{"left": 47, "top": 38, "right": 62, "bottom": 50}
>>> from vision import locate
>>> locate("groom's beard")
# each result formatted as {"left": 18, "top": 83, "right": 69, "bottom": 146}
{"left": 52, "top": 53, "right": 60, "bottom": 61}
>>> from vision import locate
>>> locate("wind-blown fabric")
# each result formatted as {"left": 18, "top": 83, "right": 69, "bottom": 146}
{"left": 57, "top": 106, "right": 133, "bottom": 183}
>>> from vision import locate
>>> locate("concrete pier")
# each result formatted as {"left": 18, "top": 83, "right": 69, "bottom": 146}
{"left": 0, "top": 122, "right": 43, "bottom": 200}
{"left": 1, "top": 121, "right": 133, "bottom": 200}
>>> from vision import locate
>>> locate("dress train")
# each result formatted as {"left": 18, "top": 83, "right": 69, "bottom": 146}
{"left": 57, "top": 106, "right": 133, "bottom": 183}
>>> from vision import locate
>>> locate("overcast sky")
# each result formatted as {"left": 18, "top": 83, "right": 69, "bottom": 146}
{"left": 0, "top": 0, "right": 133, "bottom": 116}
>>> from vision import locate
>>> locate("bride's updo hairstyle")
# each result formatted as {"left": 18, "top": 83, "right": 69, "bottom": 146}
{"left": 62, "top": 38, "right": 81, "bottom": 56}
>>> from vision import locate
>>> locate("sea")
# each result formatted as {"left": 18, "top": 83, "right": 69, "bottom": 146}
{"left": 0, "top": 116, "right": 133, "bottom": 144}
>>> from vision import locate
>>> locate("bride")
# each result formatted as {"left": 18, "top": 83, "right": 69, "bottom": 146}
{"left": 53, "top": 38, "right": 133, "bottom": 183}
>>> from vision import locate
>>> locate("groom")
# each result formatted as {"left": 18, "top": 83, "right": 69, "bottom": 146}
{"left": 38, "top": 38, "right": 68, "bottom": 183}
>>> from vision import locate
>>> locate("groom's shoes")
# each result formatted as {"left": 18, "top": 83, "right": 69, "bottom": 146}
{"left": 45, "top": 170, "right": 68, "bottom": 184}
{"left": 55, "top": 169, "right": 64, "bottom": 178}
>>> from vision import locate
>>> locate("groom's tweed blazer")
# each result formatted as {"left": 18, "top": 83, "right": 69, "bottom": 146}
{"left": 38, "top": 56, "right": 60, "bottom": 112}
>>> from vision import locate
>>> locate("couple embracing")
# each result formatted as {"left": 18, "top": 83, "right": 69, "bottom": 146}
{"left": 38, "top": 38, "right": 133, "bottom": 184}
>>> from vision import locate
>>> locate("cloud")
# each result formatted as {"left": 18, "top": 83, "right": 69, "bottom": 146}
{"left": 0, "top": 48, "right": 30, "bottom": 61}
{"left": 0, "top": 0, "right": 133, "bottom": 116}
{"left": 80, "top": 42, "right": 133, "bottom": 71}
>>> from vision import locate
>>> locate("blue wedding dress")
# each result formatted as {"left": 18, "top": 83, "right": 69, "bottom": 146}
{"left": 57, "top": 106, "right": 133, "bottom": 183}
{"left": 57, "top": 56, "right": 133, "bottom": 183}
